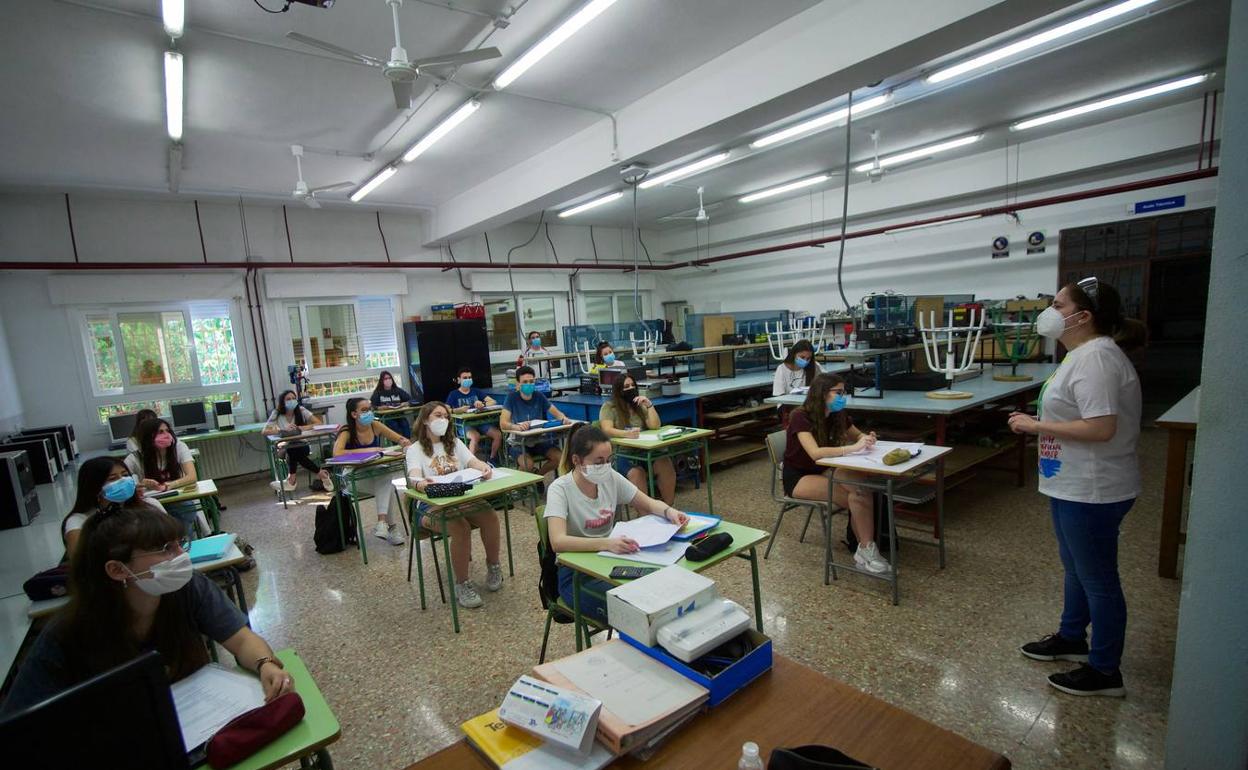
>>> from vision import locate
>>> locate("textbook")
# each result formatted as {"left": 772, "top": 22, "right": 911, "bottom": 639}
{"left": 461, "top": 709, "right": 615, "bottom": 770}
{"left": 187, "top": 533, "right": 234, "bottom": 564}
{"left": 324, "top": 450, "right": 382, "bottom": 465}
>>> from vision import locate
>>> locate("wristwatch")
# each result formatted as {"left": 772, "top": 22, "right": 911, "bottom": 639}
{"left": 253, "top": 655, "right": 284, "bottom": 675}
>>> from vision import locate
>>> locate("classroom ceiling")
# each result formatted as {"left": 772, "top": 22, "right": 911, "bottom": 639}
{"left": 0, "top": 0, "right": 819, "bottom": 206}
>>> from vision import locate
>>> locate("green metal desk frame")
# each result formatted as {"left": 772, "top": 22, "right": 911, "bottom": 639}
{"left": 611, "top": 427, "right": 715, "bottom": 515}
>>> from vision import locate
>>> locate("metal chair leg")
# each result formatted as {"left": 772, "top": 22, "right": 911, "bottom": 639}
{"left": 764, "top": 503, "right": 793, "bottom": 559}
{"left": 430, "top": 533, "right": 446, "bottom": 604}
{"left": 799, "top": 507, "right": 816, "bottom": 543}
{"left": 539, "top": 609, "right": 554, "bottom": 663}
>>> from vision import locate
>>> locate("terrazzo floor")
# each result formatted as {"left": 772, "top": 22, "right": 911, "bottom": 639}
{"left": 215, "top": 428, "right": 1180, "bottom": 770}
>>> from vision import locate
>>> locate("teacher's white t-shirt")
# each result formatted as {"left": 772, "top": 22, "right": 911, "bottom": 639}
{"left": 1038, "top": 336, "right": 1141, "bottom": 504}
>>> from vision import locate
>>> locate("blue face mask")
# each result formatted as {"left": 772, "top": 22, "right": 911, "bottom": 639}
{"left": 358, "top": 410, "right": 376, "bottom": 426}
{"left": 102, "top": 475, "right": 136, "bottom": 503}
{"left": 460, "top": 378, "right": 473, "bottom": 390}
{"left": 603, "top": 353, "right": 616, "bottom": 364}
{"left": 826, "top": 393, "right": 848, "bottom": 413}
{"left": 519, "top": 382, "right": 536, "bottom": 397}
{"left": 284, "top": 399, "right": 298, "bottom": 412}
{"left": 530, "top": 338, "right": 542, "bottom": 349}
{"left": 795, "top": 356, "right": 810, "bottom": 369}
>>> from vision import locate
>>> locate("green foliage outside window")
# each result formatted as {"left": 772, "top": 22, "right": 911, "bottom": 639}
{"left": 192, "top": 316, "right": 241, "bottom": 385}
{"left": 89, "top": 319, "right": 123, "bottom": 391}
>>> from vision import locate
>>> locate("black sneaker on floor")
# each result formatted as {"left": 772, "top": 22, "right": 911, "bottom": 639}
{"left": 1020, "top": 633, "right": 1089, "bottom": 662}
{"left": 1048, "top": 664, "right": 1126, "bottom": 697}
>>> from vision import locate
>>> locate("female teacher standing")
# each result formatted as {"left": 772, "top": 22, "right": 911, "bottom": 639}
{"left": 1008, "top": 277, "right": 1141, "bottom": 698}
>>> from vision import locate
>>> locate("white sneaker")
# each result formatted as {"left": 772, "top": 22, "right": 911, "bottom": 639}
{"left": 456, "top": 580, "right": 483, "bottom": 609}
{"left": 269, "top": 480, "right": 283, "bottom": 492}
{"left": 854, "top": 542, "right": 893, "bottom": 574}
{"left": 283, "top": 478, "right": 297, "bottom": 492}
{"left": 386, "top": 524, "right": 405, "bottom": 546}
{"left": 372, "top": 521, "right": 390, "bottom": 541}
{"left": 485, "top": 563, "right": 503, "bottom": 592}
{"left": 270, "top": 478, "right": 296, "bottom": 492}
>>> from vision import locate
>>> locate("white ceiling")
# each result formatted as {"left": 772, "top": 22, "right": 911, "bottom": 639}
{"left": 0, "top": 0, "right": 819, "bottom": 206}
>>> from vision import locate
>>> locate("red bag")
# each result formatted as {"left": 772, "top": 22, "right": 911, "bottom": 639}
{"left": 206, "top": 691, "right": 305, "bottom": 768}
{"left": 455, "top": 302, "right": 485, "bottom": 319}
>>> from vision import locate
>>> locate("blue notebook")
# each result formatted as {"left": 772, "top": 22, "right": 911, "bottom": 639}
{"left": 188, "top": 533, "right": 234, "bottom": 563}
{"left": 672, "top": 513, "right": 720, "bottom": 541}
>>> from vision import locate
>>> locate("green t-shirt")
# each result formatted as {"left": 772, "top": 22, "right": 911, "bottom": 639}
{"left": 599, "top": 401, "right": 643, "bottom": 430}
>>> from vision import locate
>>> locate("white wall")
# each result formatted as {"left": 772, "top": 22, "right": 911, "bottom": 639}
{"left": 0, "top": 312, "right": 24, "bottom": 434}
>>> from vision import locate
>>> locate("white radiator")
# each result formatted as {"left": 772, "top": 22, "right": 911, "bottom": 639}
{"left": 193, "top": 433, "right": 271, "bottom": 480}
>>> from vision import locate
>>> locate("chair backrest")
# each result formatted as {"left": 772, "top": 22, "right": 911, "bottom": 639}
{"left": 533, "top": 504, "right": 550, "bottom": 555}
{"left": 765, "top": 429, "right": 786, "bottom": 501}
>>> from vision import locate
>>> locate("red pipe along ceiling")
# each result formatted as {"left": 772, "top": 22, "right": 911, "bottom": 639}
{"left": 0, "top": 168, "right": 1217, "bottom": 273}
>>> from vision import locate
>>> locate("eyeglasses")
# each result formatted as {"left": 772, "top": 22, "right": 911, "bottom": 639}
{"left": 134, "top": 538, "right": 190, "bottom": 558}
{"left": 1077, "top": 276, "right": 1099, "bottom": 311}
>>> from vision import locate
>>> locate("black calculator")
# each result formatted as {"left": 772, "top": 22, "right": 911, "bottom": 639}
{"left": 609, "top": 565, "right": 658, "bottom": 580}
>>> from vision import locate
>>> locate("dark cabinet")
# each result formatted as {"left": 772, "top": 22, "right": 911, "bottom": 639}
{"left": 404, "top": 320, "right": 493, "bottom": 403}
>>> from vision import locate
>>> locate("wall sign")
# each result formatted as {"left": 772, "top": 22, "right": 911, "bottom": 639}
{"left": 1133, "top": 195, "right": 1185, "bottom": 214}
{"left": 991, "top": 236, "right": 1010, "bottom": 259}
{"left": 1026, "top": 230, "right": 1046, "bottom": 255}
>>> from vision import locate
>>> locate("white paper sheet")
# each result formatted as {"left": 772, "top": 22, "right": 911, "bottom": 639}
{"left": 598, "top": 539, "right": 689, "bottom": 567}
{"left": 430, "top": 468, "right": 485, "bottom": 484}
{"left": 843, "top": 440, "right": 923, "bottom": 463}
{"left": 551, "top": 642, "right": 705, "bottom": 726}
{"left": 607, "top": 515, "right": 680, "bottom": 548}
{"left": 171, "top": 664, "right": 266, "bottom": 750}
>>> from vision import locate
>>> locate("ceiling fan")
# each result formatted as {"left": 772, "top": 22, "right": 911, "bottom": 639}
{"left": 291, "top": 145, "right": 352, "bottom": 208}
{"left": 286, "top": 0, "right": 502, "bottom": 109}
{"left": 661, "top": 187, "right": 720, "bottom": 223}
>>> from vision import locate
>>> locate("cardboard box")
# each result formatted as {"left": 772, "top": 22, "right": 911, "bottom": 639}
{"left": 622, "top": 628, "right": 773, "bottom": 707}
{"left": 606, "top": 565, "right": 717, "bottom": 647}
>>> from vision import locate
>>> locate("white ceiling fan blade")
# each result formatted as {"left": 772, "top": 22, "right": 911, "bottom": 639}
{"left": 412, "top": 47, "right": 501, "bottom": 69}
{"left": 304, "top": 197, "right": 322, "bottom": 209}
{"left": 286, "top": 32, "right": 384, "bottom": 67}
{"left": 309, "top": 181, "right": 355, "bottom": 194}
{"left": 392, "top": 80, "right": 415, "bottom": 109}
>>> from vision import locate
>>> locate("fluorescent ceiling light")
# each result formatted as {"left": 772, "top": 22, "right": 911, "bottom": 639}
{"left": 927, "top": 0, "right": 1160, "bottom": 84}
{"left": 493, "top": 0, "right": 620, "bottom": 90}
{"left": 638, "top": 152, "right": 730, "bottom": 189}
{"left": 350, "top": 165, "right": 397, "bottom": 202}
{"left": 885, "top": 214, "right": 983, "bottom": 235}
{"left": 558, "top": 191, "right": 623, "bottom": 217}
{"left": 1011, "top": 74, "right": 1210, "bottom": 131}
{"left": 739, "top": 175, "right": 829, "bottom": 204}
{"left": 750, "top": 94, "right": 891, "bottom": 149}
{"left": 853, "top": 134, "right": 982, "bottom": 173}
{"left": 164, "top": 51, "right": 184, "bottom": 142}
{"left": 162, "top": 0, "right": 185, "bottom": 38}
{"left": 402, "top": 100, "right": 481, "bottom": 163}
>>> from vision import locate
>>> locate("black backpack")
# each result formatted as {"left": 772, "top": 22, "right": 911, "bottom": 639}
{"left": 314, "top": 492, "right": 358, "bottom": 554}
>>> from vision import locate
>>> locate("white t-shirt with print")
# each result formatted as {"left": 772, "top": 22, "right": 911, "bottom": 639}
{"left": 405, "top": 438, "right": 476, "bottom": 480}
{"left": 1038, "top": 336, "right": 1141, "bottom": 504}
{"left": 124, "top": 442, "right": 194, "bottom": 479}
{"left": 543, "top": 470, "right": 639, "bottom": 539}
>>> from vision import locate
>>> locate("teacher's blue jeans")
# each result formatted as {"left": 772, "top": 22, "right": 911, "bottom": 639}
{"left": 1050, "top": 496, "right": 1134, "bottom": 673}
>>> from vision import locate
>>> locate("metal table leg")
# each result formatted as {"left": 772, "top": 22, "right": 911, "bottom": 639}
{"left": 936, "top": 457, "right": 947, "bottom": 569}
{"left": 228, "top": 566, "right": 249, "bottom": 615}
{"left": 702, "top": 438, "right": 714, "bottom": 515}
{"left": 572, "top": 571, "right": 584, "bottom": 651}
{"left": 441, "top": 510, "right": 460, "bottom": 634}
{"left": 747, "top": 545, "right": 763, "bottom": 632}
{"left": 887, "top": 478, "right": 899, "bottom": 606}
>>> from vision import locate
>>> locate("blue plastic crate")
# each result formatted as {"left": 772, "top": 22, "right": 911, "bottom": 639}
{"left": 621, "top": 628, "right": 772, "bottom": 707}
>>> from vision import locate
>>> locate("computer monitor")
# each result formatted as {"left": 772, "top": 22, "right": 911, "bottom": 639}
{"left": 107, "top": 413, "right": 139, "bottom": 445}
{"left": 170, "top": 402, "right": 209, "bottom": 433}
{"left": 0, "top": 651, "right": 190, "bottom": 770}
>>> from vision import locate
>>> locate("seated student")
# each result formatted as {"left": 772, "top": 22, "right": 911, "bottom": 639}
{"left": 599, "top": 375, "right": 676, "bottom": 505}
{"left": 125, "top": 408, "right": 158, "bottom": 453}
{"left": 406, "top": 402, "right": 502, "bottom": 609}
{"left": 544, "top": 425, "right": 688, "bottom": 621}
{"left": 784, "top": 373, "right": 891, "bottom": 574}
{"left": 590, "top": 341, "right": 627, "bottom": 373}
{"left": 125, "top": 418, "right": 208, "bottom": 536}
{"left": 263, "top": 390, "right": 333, "bottom": 494}
{"left": 333, "top": 397, "right": 411, "bottom": 546}
{"left": 370, "top": 371, "right": 418, "bottom": 439}
{"left": 773, "top": 339, "right": 821, "bottom": 396}
{"left": 518, "top": 331, "right": 545, "bottom": 364}
{"left": 500, "top": 366, "right": 573, "bottom": 479}
{"left": 62, "top": 457, "right": 167, "bottom": 558}
{"left": 2, "top": 506, "right": 293, "bottom": 716}
{"left": 445, "top": 366, "right": 502, "bottom": 462}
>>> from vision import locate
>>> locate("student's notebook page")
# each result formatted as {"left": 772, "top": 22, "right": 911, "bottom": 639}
{"left": 839, "top": 440, "right": 923, "bottom": 467}
{"left": 597, "top": 539, "right": 689, "bottom": 567}
{"left": 551, "top": 643, "right": 705, "bottom": 727}
{"left": 607, "top": 515, "right": 680, "bottom": 548}
{"left": 429, "top": 468, "right": 485, "bottom": 485}
{"left": 171, "top": 664, "right": 265, "bottom": 750}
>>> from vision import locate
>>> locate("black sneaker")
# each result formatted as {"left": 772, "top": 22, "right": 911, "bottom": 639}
{"left": 1020, "top": 633, "right": 1089, "bottom": 662}
{"left": 1048, "top": 664, "right": 1125, "bottom": 697}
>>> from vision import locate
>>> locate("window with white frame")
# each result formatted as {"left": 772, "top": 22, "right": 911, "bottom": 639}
{"left": 283, "top": 296, "right": 400, "bottom": 397}
{"left": 482, "top": 294, "right": 565, "bottom": 353}
{"left": 584, "top": 292, "right": 650, "bottom": 326}
{"left": 79, "top": 301, "right": 245, "bottom": 424}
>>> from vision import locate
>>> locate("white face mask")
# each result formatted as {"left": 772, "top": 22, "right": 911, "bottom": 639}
{"left": 125, "top": 552, "right": 194, "bottom": 596}
{"left": 429, "top": 418, "right": 450, "bottom": 437}
{"left": 580, "top": 462, "right": 613, "bottom": 483}
{"left": 1036, "top": 306, "right": 1085, "bottom": 339}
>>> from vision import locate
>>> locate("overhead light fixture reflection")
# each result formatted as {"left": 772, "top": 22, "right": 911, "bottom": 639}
{"left": 927, "top": 0, "right": 1160, "bottom": 84}
{"left": 493, "top": 0, "right": 620, "bottom": 90}
{"left": 558, "top": 191, "right": 623, "bottom": 217}
{"left": 884, "top": 214, "right": 983, "bottom": 235}
{"left": 739, "top": 175, "right": 829, "bottom": 204}
{"left": 1011, "top": 73, "right": 1210, "bottom": 130}
{"left": 638, "top": 152, "right": 730, "bottom": 189}
{"left": 164, "top": 51, "right": 184, "bottom": 141}
{"left": 853, "top": 134, "right": 982, "bottom": 173}
{"left": 402, "top": 100, "right": 481, "bottom": 162}
{"left": 750, "top": 93, "right": 891, "bottom": 149}
{"left": 350, "top": 165, "right": 397, "bottom": 202}
{"left": 162, "top": 0, "right": 185, "bottom": 38}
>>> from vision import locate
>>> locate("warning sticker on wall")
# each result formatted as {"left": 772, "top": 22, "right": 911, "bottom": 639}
{"left": 991, "top": 236, "right": 1010, "bottom": 259}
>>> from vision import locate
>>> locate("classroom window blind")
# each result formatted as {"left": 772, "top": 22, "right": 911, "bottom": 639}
{"left": 358, "top": 296, "right": 399, "bottom": 370}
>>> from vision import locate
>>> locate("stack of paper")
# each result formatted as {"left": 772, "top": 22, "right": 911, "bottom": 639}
{"left": 430, "top": 468, "right": 485, "bottom": 485}
{"left": 597, "top": 515, "right": 688, "bottom": 566}
{"left": 170, "top": 664, "right": 265, "bottom": 751}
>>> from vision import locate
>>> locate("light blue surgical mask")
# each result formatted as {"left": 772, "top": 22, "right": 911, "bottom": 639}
{"left": 826, "top": 393, "right": 848, "bottom": 413}
{"left": 795, "top": 356, "right": 810, "bottom": 369}
{"left": 530, "top": 338, "right": 542, "bottom": 349}
{"left": 102, "top": 476, "right": 137, "bottom": 503}
{"left": 284, "top": 399, "right": 298, "bottom": 412}
{"left": 358, "top": 410, "right": 376, "bottom": 426}
{"left": 603, "top": 353, "right": 616, "bottom": 364}
{"left": 519, "top": 382, "right": 536, "bottom": 397}
{"left": 460, "top": 378, "right": 473, "bottom": 389}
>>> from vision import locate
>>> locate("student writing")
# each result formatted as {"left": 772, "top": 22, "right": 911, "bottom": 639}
{"left": 598, "top": 375, "right": 676, "bottom": 505}
{"left": 772, "top": 339, "right": 821, "bottom": 396}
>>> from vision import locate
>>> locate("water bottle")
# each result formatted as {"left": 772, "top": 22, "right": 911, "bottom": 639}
{"left": 738, "top": 741, "right": 765, "bottom": 770}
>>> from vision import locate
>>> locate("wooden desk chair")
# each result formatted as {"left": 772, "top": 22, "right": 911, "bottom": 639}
{"left": 764, "top": 430, "right": 841, "bottom": 564}
{"left": 533, "top": 505, "right": 611, "bottom": 663}
{"left": 394, "top": 482, "right": 447, "bottom": 609}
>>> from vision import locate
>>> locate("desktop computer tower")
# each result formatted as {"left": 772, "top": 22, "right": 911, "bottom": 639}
{"left": 0, "top": 450, "right": 40, "bottom": 528}
{"left": 19, "top": 430, "right": 68, "bottom": 471}
{"left": 213, "top": 400, "right": 235, "bottom": 430}
{"left": 21, "top": 424, "right": 78, "bottom": 459}
{"left": 0, "top": 437, "right": 58, "bottom": 484}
